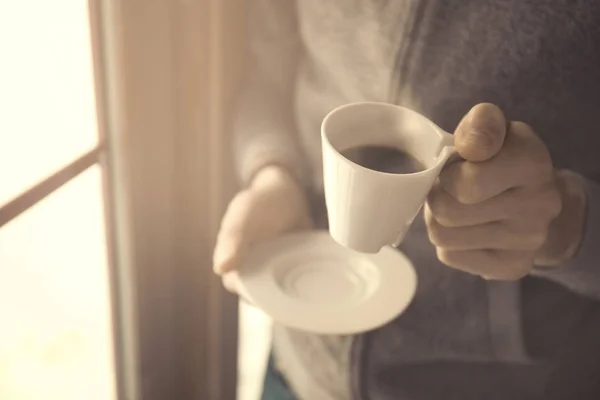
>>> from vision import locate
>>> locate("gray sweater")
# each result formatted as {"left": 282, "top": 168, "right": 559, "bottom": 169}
{"left": 233, "top": 1, "right": 600, "bottom": 399}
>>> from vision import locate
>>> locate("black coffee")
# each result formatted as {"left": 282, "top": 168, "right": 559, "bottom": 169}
{"left": 341, "top": 145, "right": 425, "bottom": 174}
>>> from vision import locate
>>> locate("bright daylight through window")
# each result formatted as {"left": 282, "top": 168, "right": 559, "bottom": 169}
{"left": 0, "top": 1, "right": 116, "bottom": 399}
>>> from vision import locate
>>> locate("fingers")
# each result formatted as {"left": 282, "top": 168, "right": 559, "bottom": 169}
{"left": 431, "top": 104, "right": 560, "bottom": 280}
{"left": 441, "top": 120, "right": 554, "bottom": 204}
{"left": 213, "top": 235, "right": 250, "bottom": 275}
{"left": 427, "top": 182, "right": 561, "bottom": 227}
{"left": 213, "top": 191, "right": 253, "bottom": 274}
{"left": 436, "top": 248, "right": 535, "bottom": 280}
{"left": 213, "top": 177, "right": 314, "bottom": 277}
{"left": 454, "top": 103, "right": 507, "bottom": 162}
{"left": 425, "top": 204, "right": 549, "bottom": 251}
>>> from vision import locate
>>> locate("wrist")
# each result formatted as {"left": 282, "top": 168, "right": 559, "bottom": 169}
{"left": 252, "top": 164, "right": 311, "bottom": 207}
{"left": 251, "top": 165, "right": 315, "bottom": 228}
{"left": 535, "top": 170, "right": 587, "bottom": 267}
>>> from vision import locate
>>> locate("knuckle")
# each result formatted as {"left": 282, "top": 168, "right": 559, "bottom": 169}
{"left": 436, "top": 247, "right": 453, "bottom": 266}
{"left": 428, "top": 196, "right": 455, "bottom": 227}
{"left": 524, "top": 186, "right": 561, "bottom": 222}
{"left": 436, "top": 247, "right": 462, "bottom": 268}
{"left": 427, "top": 225, "right": 442, "bottom": 247}
{"left": 456, "top": 189, "right": 479, "bottom": 205}
{"left": 427, "top": 222, "right": 451, "bottom": 248}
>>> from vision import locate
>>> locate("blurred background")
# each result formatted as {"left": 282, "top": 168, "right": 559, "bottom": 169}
{"left": 0, "top": 0, "right": 270, "bottom": 399}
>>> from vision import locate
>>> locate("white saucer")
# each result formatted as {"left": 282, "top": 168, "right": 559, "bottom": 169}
{"left": 237, "top": 231, "right": 417, "bottom": 334}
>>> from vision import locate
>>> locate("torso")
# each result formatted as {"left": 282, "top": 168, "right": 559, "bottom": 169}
{"left": 275, "top": 1, "right": 600, "bottom": 399}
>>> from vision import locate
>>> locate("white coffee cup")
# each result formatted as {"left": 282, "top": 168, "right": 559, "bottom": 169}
{"left": 321, "top": 102, "right": 457, "bottom": 253}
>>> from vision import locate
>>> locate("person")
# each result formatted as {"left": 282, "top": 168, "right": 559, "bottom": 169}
{"left": 213, "top": 1, "right": 600, "bottom": 399}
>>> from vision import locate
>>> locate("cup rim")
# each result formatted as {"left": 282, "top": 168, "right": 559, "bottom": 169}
{"left": 321, "top": 102, "right": 448, "bottom": 177}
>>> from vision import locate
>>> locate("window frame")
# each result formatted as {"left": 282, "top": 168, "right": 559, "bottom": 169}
{"left": 91, "top": 0, "right": 243, "bottom": 398}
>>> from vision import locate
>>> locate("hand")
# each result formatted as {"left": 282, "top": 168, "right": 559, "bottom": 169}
{"left": 213, "top": 165, "right": 313, "bottom": 294}
{"left": 424, "top": 103, "right": 569, "bottom": 280}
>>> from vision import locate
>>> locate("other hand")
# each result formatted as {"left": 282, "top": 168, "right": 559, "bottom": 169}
{"left": 424, "top": 103, "right": 564, "bottom": 280}
{"left": 213, "top": 166, "right": 313, "bottom": 295}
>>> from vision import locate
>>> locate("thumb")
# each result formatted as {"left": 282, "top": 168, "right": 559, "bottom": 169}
{"left": 454, "top": 103, "right": 507, "bottom": 162}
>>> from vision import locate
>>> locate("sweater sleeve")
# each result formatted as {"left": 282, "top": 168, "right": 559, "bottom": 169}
{"left": 233, "top": 1, "right": 310, "bottom": 188}
{"left": 533, "top": 176, "right": 600, "bottom": 299}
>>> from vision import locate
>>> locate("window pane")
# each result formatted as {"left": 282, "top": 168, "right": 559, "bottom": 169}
{"left": 0, "top": 166, "right": 116, "bottom": 400}
{"left": 0, "top": 0, "right": 99, "bottom": 206}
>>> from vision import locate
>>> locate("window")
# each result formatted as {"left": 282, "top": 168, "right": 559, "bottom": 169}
{"left": 0, "top": 1, "right": 114, "bottom": 399}
{"left": 0, "top": 0, "right": 243, "bottom": 399}
{"left": 0, "top": 0, "right": 98, "bottom": 206}
{"left": 0, "top": 167, "right": 115, "bottom": 400}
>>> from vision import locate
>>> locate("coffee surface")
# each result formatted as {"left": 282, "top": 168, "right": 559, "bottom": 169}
{"left": 341, "top": 145, "right": 425, "bottom": 174}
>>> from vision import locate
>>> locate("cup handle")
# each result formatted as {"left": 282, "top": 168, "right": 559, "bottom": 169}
{"left": 437, "top": 130, "right": 463, "bottom": 167}
{"left": 440, "top": 130, "right": 455, "bottom": 148}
